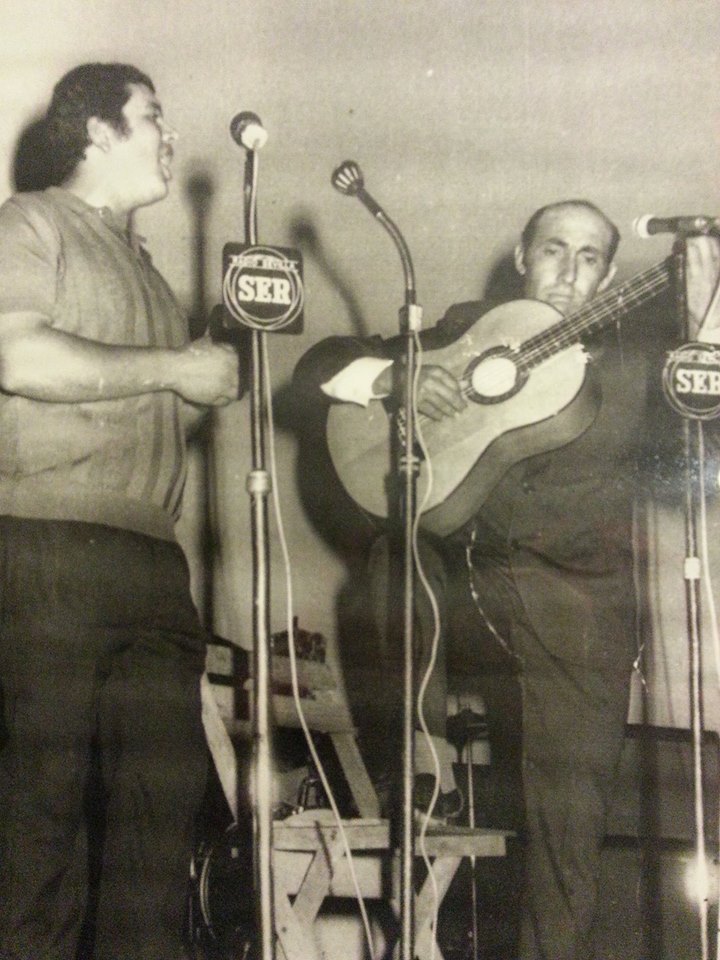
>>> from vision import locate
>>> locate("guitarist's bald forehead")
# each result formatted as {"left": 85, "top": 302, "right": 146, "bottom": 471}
{"left": 521, "top": 200, "right": 620, "bottom": 263}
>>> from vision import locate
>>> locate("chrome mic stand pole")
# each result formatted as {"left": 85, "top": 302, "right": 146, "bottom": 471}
{"left": 237, "top": 124, "right": 276, "bottom": 960}
{"left": 662, "top": 233, "right": 718, "bottom": 960}
{"left": 331, "top": 161, "right": 422, "bottom": 960}
{"left": 398, "top": 264, "right": 422, "bottom": 960}
{"left": 397, "top": 248, "right": 422, "bottom": 960}
{"left": 637, "top": 215, "right": 720, "bottom": 958}
{"left": 673, "top": 242, "right": 709, "bottom": 960}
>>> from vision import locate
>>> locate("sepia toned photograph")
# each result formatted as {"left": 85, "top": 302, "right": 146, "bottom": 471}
{"left": 0, "top": 2, "right": 719, "bottom": 958}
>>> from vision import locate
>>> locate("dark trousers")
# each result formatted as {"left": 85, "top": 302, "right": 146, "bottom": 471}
{"left": 367, "top": 532, "right": 633, "bottom": 960}
{"left": 0, "top": 517, "right": 209, "bottom": 960}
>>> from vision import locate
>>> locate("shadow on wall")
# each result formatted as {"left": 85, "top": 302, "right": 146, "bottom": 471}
{"left": 485, "top": 251, "right": 524, "bottom": 304}
{"left": 185, "top": 170, "right": 214, "bottom": 339}
{"left": 272, "top": 210, "right": 382, "bottom": 560}
{"left": 289, "top": 210, "right": 370, "bottom": 340}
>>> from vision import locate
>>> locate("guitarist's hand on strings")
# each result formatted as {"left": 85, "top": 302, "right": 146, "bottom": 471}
{"left": 685, "top": 235, "right": 720, "bottom": 343}
{"left": 415, "top": 365, "right": 467, "bottom": 420}
{"left": 373, "top": 362, "right": 466, "bottom": 421}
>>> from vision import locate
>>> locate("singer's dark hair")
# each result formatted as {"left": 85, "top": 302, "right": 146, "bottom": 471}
{"left": 44, "top": 62, "right": 155, "bottom": 185}
{"left": 521, "top": 199, "right": 621, "bottom": 264}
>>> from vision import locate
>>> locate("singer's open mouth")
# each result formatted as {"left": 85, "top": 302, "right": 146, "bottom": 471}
{"left": 159, "top": 149, "right": 173, "bottom": 181}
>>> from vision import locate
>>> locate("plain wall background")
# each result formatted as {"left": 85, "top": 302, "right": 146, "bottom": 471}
{"left": 1, "top": 0, "right": 719, "bottom": 727}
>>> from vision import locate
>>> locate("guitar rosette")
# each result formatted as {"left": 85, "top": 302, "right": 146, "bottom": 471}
{"left": 663, "top": 341, "right": 720, "bottom": 420}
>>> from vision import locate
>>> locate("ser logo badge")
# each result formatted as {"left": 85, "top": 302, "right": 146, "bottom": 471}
{"left": 222, "top": 243, "right": 304, "bottom": 333}
{"left": 663, "top": 341, "right": 720, "bottom": 420}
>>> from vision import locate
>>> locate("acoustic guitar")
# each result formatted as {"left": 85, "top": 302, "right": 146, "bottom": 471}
{"left": 326, "top": 258, "right": 671, "bottom": 537}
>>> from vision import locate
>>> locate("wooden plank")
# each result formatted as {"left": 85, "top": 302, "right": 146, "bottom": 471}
{"left": 271, "top": 693, "right": 355, "bottom": 732}
{"left": 200, "top": 673, "right": 237, "bottom": 819}
{"left": 271, "top": 657, "right": 336, "bottom": 691}
{"left": 273, "top": 815, "right": 390, "bottom": 852}
{"left": 274, "top": 849, "right": 385, "bottom": 899}
{"left": 274, "top": 879, "right": 325, "bottom": 960}
{"left": 330, "top": 732, "right": 381, "bottom": 818}
{"left": 413, "top": 856, "right": 460, "bottom": 960}
{"left": 224, "top": 695, "right": 355, "bottom": 737}
{"left": 419, "top": 826, "right": 512, "bottom": 858}
{"left": 293, "top": 835, "right": 348, "bottom": 928}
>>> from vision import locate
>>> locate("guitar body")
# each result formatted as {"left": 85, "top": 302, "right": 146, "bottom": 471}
{"left": 326, "top": 299, "right": 600, "bottom": 536}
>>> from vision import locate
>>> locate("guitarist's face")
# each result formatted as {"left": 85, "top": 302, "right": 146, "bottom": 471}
{"left": 514, "top": 204, "right": 617, "bottom": 316}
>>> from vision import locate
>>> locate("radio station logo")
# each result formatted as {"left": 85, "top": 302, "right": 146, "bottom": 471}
{"left": 222, "top": 243, "right": 304, "bottom": 333}
{"left": 663, "top": 341, "right": 720, "bottom": 420}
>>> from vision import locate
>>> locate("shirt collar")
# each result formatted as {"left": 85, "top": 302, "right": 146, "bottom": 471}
{"left": 46, "top": 186, "right": 146, "bottom": 253}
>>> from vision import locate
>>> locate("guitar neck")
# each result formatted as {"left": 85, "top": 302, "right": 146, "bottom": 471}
{"left": 524, "top": 258, "right": 672, "bottom": 368}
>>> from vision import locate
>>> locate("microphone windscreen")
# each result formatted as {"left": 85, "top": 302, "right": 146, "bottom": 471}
{"left": 230, "top": 112, "right": 267, "bottom": 150}
{"left": 632, "top": 214, "right": 654, "bottom": 239}
{"left": 331, "top": 160, "right": 363, "bottom": 195}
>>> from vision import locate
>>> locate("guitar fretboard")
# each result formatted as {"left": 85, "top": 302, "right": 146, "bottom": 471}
{"left": 523, "top": 258, "right": 671, "bottom": 369}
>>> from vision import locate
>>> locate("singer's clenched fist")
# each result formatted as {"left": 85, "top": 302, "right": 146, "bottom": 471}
{"left": 171, "top": 335, "right": 241, "bottom": 406}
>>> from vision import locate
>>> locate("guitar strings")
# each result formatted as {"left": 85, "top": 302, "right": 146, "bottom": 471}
{"left": 526, "top": 259, "right": 671, "bottom": 366}
{"left": 411, "top": 259, "right": 672, "bottom": 431}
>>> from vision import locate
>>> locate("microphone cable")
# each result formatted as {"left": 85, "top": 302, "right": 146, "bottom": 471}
{"left": 694, "top": 422, "right": 720, "bottom": 960}
{"left": 261, "top": 334, "right": 380, "bottom": 960}
{"left": 409, "top": 330, "right": 445, "bottom": 960}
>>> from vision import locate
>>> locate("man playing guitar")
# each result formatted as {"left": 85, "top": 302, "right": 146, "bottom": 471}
{"left": 293, "top": 200, "right": 720, "bottom": 960}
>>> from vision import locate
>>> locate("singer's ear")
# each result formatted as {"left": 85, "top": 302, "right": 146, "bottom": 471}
{"left": 86, "top": 116, "right": 112, "bottom": 153}
{"left": 513, "top": 243, "right": 526, "bottom": 276}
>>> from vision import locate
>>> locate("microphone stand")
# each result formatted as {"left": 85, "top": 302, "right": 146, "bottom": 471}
{"left": 395, "top": 236, "right": 422, "bottom": 960}
{"left": 337, "top": 165, "right": 423, "bottom": 960}
{"left": 331, "top": 161, "right": 423, "bottom": 960}
{"left": 241, "top": 145, "right": 276, "bottom": 960}
{"left": 669, "top": 237, "right": 710, "bottom": 960}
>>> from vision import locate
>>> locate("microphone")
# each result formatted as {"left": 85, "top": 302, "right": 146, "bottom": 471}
{"left": 331, "top": 159, "right": 419, "bottom": 316}
{"left": 229, "top": 111, "right": 267, "bottom": 151}
{"left": 633, "top": 213, "right": 720, "bottom": 238}
{"left": 331, "top": 160, "right": 384, "bottom": 217}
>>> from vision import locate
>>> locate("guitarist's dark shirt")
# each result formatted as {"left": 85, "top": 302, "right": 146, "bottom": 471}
{"left": 294, "top": 284, "right": 719, "bottom": 960}
{"left": 293, "top": 291, "right": 701, "bottom": 668}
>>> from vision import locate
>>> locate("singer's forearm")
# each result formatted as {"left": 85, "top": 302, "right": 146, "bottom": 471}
{"left": 0, "top": 313, "right": 240, "bottom": 406}
{"left": 1, "top": 319, "right": 187, "bottom": 401}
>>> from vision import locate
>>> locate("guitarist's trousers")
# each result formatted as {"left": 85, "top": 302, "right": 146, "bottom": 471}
{"left": 367, "top": 531, "right": 635, "bottom": 960}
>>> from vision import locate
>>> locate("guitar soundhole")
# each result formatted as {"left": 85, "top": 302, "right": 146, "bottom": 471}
{"left": 466, "top": 348, "right": 525, "bottom": 404}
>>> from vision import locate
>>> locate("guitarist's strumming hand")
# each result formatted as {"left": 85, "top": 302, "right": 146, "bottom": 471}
{"left": 373, "top": 362, "right": 467, "bottom": 421}
{"left": 686, "top": 236, "right": 720, "bottom": 343}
